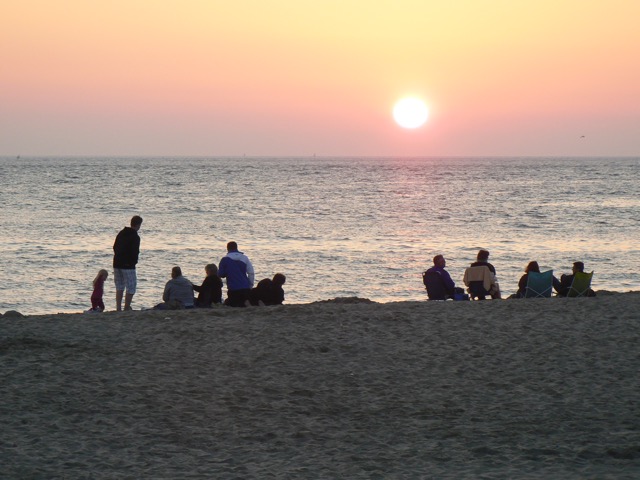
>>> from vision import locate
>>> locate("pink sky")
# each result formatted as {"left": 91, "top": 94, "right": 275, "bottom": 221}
{"left": 1, "top": 1, "right": 639, "bottom": 156}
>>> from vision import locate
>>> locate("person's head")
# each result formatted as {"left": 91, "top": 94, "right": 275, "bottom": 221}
{"left": 272, "top": 273, "right": 286, "bottom": 286}
{"left": 477, "top": 249, "right": 490, "bottom": 262}
{"left": 130, "top": 215, "right": 143, "bottom": 230}
{"left": 94, "top": 269, "right": 109, "bottom": 286}
{"left": 226, "top": 241, "right": 238, "bottom": 252}
{"left": 433, "top": 254, "right": 446, "bottom": 268}
{"left": 205, "top": 263, "right": 218, "bottom": 276}
{"left": 525, "top": 261, "right": 540, "bottom": 273}
{"left": 171, "top": 266, "right": 182, "bottom": 279}
{"left": 573, "top": 261, "right": 584, "bottom": 273}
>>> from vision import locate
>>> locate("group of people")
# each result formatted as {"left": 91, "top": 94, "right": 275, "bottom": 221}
{"left": 154, "top": 245, "right": 286, "bottom": 310}
{"left": 512, "top": 260, "right": 595, "bottom": 298}
{"left": 423, "top": 249, "right": 596, "bottom": 301}
{"left": 90, "top": 216, "right": 596, "bottom": 312}
{"left": 88, "top": 216, "right": 286, "bottom": 312}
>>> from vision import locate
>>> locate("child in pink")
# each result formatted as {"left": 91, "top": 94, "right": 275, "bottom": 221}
{"left": 91, "top": 269, "right": 108, "bottom": 312}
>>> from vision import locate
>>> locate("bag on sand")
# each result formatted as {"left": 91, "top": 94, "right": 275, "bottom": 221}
{"left": 453, "top": 287, "right": 469, "bottom": 301}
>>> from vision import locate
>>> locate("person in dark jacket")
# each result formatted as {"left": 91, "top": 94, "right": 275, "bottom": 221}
{"left": 218, "top": 241, "right": 255, "bottom": 307}
{"left": 269, "top": 273, "right": 286, "bottom": 305}
{"left": 113, "top": 215, "right": 142, "bottom": 311}
{"left": 423, "top": 255, "right": 457, "bottom": 300}
{"left": 557, "top": 261, "right": 596, "bottom": 297}
{"left": 249, "top": 273, "right": 286, "bottom": 306}
{"left": 193, "top": 263, "right": 223, "bottom": 307}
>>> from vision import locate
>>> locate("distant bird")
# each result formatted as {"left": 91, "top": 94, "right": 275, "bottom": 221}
{"left": 580, "top": 135, "right": 585, "bottom": 138}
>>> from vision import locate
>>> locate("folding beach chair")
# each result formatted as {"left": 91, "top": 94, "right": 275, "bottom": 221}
{"left": 463, "top": 265, "right": 494, "bottom": 300}
{"left": 524, "top": 270, "right": 554, "bottom": 298}
{"left": 567, "top": 271, "right": 594, "bottom": 297}
{"left": 423, "top": 271, "right": 448, "bottom": 300}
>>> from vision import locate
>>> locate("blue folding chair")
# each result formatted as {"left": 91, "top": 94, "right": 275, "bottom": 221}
{"left": 524, "top": 270, "right": 554, "bottom": 298}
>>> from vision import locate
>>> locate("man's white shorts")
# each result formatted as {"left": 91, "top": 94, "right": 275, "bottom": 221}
{"left": 114, "top": 268, "right": 137, "bottom": 294}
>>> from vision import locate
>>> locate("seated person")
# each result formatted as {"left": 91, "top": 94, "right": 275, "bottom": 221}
{"left": 423, "top": 255, "right": 457, "bottom": 300}
{"left": 469, "top": 249, "right": 501, "bottom": 299}
{"left": 471, "top": 249, "right": 496, "bottom": 274}
{"left": 514, "top": 261, "right": 562, "bottom": 298}
{"left": 193, "top": 263, "right": 223, "bottom": 307}
{"left": 557, "top": 261, "right": 596, "bottom": 297}
{"left": 155, "top": 266, "right": 195, "bottom": 309}
{"left": 268, "top": 273, "right": 286, "bottom": 305}
{"left": 463, "top": 265, "right": 495, "bottom": 300}
{"left": 249, "top": 273, "right": 286, "bottom": 306}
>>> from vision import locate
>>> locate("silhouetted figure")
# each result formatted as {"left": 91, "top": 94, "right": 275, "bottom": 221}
{"left": 218, "top": 241, "right": 255, "bottom": 307}
{"left": 193, "top": 263, "right": 223, "bottom": 307}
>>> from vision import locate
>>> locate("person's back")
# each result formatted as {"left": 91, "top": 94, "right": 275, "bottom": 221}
{"left": 219, "top": 250, "right": 254, "bottom": 291}
{"left": 113, "top": 215, "right": 143, "bottom": 311}
{"left": 558, "top": 261, "right": 595, "bottom": 297}
{"left": 163, "top": 267, "right": 194, "bottom": 308}
{"left": 218, "top": 241, "right": 255, "bottom": 307}
{"left": 113, "top": 226, "right": 141, "bottom": 269}
{"left": 469, "top": 249, "right": 501, "bottom": 299}
{"left": 249, "top": 273, "right": 286, "bottom": 306}
{"left": 268, "top": 273, "right": 286, "bottom": 305}
{"left": 470, "top": 249, "right": 496, "bottom": 274}
{"left": 194, "top": 264, "right": 223, "bottom": 307}
{"left": 249, "top": 278, "right": 273, "bottom": 306}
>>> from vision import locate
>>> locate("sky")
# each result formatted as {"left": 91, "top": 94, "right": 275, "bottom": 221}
{"left": 1, "top": 0, "right": 639, "bottom": 157}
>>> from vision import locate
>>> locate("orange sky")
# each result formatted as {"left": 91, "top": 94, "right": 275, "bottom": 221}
{"left": 1, "top": 0, "right": 639, "bottom": 156}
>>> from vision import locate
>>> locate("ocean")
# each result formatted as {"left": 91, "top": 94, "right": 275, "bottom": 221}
{"left": 0, "top": 156, "right": 638, "bottom": 315}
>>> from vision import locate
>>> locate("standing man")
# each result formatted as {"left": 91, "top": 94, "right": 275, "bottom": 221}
{"left": 113, "top": 215, "right": 143, "bottom": 311}
{"left": 218, "top": 241, "right": 255, "bottom": 307}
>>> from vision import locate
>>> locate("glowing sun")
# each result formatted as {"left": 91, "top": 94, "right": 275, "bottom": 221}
{"left": 393, "top": 97, "right": 429, "bottom": 129}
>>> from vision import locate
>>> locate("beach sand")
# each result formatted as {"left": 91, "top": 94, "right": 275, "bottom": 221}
{"left": 2, "top": 292, "right": 640, "bottom": 478}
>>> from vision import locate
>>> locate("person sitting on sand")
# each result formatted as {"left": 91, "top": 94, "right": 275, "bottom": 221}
{"left": 249, "top": 273, "right": 286, "bottom": 306}
{"left": 513, "top": 261, "right": 561, "bottom": 298}
{"left": 557, "top": 261, "right": 596, "bottom": 297}
{"left": 470, "top": 249, "right": 501, "bottom": 299}
{"left": 155, "top": 266, "right": 195, "bottom": 309}
{"left": 193, "top": 263, "right": 223, "bottom": 308}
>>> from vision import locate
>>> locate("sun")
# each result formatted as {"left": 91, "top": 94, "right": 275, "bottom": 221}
{"left": 393, "top": 97, "right": 429, "bottom": 129}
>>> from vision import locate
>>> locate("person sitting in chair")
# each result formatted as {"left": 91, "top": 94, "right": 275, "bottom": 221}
{"left": 557, "top": 261, "right": 596, "bottom": 297}
{"left": 514, "top": 261, "right": 562, "bottom": 298}
{"left": 468, "top": 249, "right": 501, "bottom": 299}
{"left": 423, "top": 255, "right": 459, "bottom": 300}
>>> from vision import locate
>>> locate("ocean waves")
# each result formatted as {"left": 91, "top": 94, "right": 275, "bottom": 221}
{"left": 1, "top": 156, "right": 638, "bottom": 314}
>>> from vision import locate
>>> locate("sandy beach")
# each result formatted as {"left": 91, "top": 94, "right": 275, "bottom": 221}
{"left": 2, "top": 292, "right": 640, "bottom": 478}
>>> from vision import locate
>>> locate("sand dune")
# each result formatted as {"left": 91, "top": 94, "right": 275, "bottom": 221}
{"left": 2, "top": 293, "right": 640, "bottom": 478}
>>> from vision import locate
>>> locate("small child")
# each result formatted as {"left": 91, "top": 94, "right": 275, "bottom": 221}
{"left": 91, "top": 269, "right": 109, "bottom": 312}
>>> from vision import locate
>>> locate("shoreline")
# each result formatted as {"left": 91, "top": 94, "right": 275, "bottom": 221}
{"left": 1, "top": 289, "right": 637, "bottom": 319}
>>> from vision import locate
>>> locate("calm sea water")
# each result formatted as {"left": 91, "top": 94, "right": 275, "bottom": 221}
{"left": 0, "top": 157, "right": 638, "bottom": 315}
